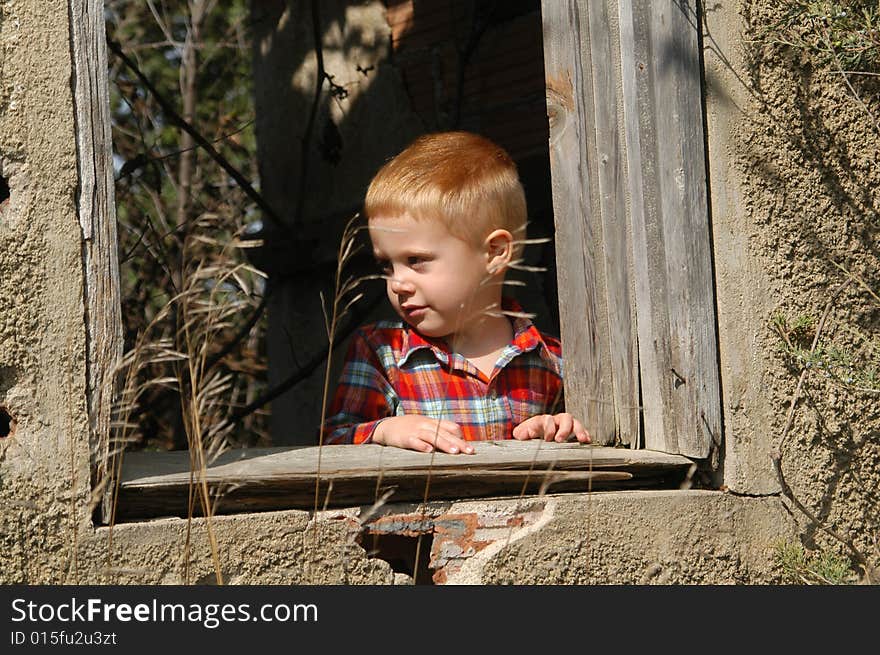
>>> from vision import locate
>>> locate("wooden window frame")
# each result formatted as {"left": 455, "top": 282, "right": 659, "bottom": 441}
{"left": 71, "top": 0, "right": 124, "bottom": 523}
{"left": 77, "top": 0, "right": 716, "bottom": 524}
{"left": 541, "top": 0, "right": 722, "bottom": 460}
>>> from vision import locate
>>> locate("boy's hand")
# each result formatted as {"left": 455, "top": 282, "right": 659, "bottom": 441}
{"left": 373, "top": 416, "right": 475, "bottom": 454}
{"left": 512, "top": 413, "right": 591, "bottom": 443}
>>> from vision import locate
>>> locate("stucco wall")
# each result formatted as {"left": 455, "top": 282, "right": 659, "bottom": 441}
{"left": 706, "top": 0, "right": 879, "bottom": 571}
{"left": 0, "top": 0, "right": 876, "bottom": 585}
{"left": 0, "top": 0, "right": 94, "bottom": 583}
{"left": 4, "top": 491, "right": 794, "bottom": 585}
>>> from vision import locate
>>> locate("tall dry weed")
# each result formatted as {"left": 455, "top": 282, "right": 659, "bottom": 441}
{"left": 106, "top": 214, "right": 266, "bottom": 584}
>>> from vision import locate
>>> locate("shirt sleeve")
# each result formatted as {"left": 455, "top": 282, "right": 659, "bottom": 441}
{"left": 321, "top": 329, "right": 399, "bottom": 444}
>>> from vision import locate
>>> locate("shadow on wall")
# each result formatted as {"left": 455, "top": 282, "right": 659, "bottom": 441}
{"left": 248, "top": 0, "right": 560, "bottom": 446}
{"left": 738, "top": 3, "right": 880, "bottom": 560}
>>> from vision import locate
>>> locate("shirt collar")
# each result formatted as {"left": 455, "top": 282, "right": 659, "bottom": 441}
{"left": 398, "top": 327, "right": 448, "bottom": 368}
{"left": 503, "top": 299, "right": 561, "bottom": 374}
{"left": 397, "top": 298, "right": 558, "bottom": 372}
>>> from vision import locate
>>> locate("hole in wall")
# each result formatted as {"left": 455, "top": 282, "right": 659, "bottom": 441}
{"left": 0, "top": 175, "right": 9, "bottom": 208}
{"left": 363, "top": 533, "right": 435, "bottom": 585}
{"left": 194, "top": 571, "right": 221, "bottom": 585}
{"left": 0, "top": 406, "right": 15, "bottom": 438}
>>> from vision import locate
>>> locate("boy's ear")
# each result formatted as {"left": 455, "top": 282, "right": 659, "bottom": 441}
{"left": 484, "top": 229, "right": 514, "bottom": 275}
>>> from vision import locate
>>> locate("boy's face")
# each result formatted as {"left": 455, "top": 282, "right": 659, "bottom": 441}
{"left": 369, "top": 213, "right": 495, "bottom": 339}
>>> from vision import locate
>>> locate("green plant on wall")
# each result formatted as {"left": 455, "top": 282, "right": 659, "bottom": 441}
{"left": 759, "top": 1, "right": 880, "bottom": 71}
{"left": 773, "top": 540, "right": 858, "bottom": 584}
{"left": 772, "top": 311, "right": 880, "bottom": 394}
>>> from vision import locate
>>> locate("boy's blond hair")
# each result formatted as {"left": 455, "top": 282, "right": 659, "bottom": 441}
{"left": 365, "top": 131, "right": 527, "bottom": 259}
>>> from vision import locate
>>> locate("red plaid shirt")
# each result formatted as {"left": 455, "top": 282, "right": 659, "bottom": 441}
{"left": 323, "top": 302, "right": 564, "bottom": 444}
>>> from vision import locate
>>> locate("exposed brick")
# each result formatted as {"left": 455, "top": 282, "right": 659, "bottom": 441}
{"left": 432, "top": 513, "right": 477, "bottom": 537}
{"left": 366, "top": 513, "right": 434, "bottom": 536}
{"left": 362, "top": 503, "right": 548, "bottom": 584}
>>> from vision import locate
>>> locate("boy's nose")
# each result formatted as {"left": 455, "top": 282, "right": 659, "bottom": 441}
{"left": 389, "top": 275, "right": 414, "bottom": 295}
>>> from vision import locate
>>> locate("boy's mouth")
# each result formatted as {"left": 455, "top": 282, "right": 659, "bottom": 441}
{"left": 401, "top": 304, "right": 428, "bottom": 318}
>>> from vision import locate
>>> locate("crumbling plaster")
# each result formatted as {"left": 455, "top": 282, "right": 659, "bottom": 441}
{"left": 1, "top": 0, "right": 876, "bottom": 585}
{"left": 476, "top": 491, "right": 797, "bottom": 584}
{"left": 13, "top": 490, "right": 793, "bottom": 585}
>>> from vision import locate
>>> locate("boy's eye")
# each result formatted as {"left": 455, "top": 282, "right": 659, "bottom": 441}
{"left": 375, "top": 260, "right": 392, "bottom": 274}
{"left": 407, "top": 256, "right": 427, "bottom": 267}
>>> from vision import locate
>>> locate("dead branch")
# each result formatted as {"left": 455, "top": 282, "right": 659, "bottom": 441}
{"left": 106, "top": 36, "right": 286, "bottom": 232}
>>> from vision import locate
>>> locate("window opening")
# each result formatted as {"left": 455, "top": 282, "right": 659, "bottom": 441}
{"left": 106, "top": 0, "right": 562, "bottom": 455}
{"left": 96, "top": 0, "right": 719, "bottom": 524}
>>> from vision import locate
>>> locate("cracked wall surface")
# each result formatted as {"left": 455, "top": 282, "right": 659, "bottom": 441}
{"left": 0, "top": 0, "right": 877, "bottom": 585}
{"left": 4, "top": 491, "right": 799, "bottom": 585}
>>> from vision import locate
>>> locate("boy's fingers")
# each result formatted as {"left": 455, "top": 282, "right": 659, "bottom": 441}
{"left": 517, "top": 415, "right": 591, "bottom": 442}
{"left": 572, "top": 418, "right": 591, "bottom": 443}
{"left": 553, "top": 413, "right": 574, "bottom": 442}
{"left": 418, "top": 425, "right": 473, "bottom": 454}
{"left": 437, "top": 419, "right": 464, "bottom": 438}
{"left": 409, "top": 435, "right": 436, "bottom": 453}
{"left": 417, "top": 420, "right": 457, "bottom": 441}
{"left": 439, "top": 435, "right": 474, "bottom": 454}
{"left": 512, "top": 417, "right": 536, "bottom": 440}
{"left": 431, "top": 429, "right": 473, "bottom": 454}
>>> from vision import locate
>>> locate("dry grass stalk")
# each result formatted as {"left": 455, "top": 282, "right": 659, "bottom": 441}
{"left": 303, "top": 214, "right": 380, "bottom": 579}
{"left": 177, "top": 215, "right": 266, "bottom": 584}
{"left": 106, "top": 214, "right": 265, "bottom": 584}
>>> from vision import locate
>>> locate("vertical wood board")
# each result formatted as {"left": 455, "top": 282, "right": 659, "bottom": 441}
{"left": 69, "top": 0, "right": 124, "bottom": 520}
{"left": 540, "top": 0, "right": 617, "bottom": 445}
{"left": 584, "top": 0, "right": 640, "bottom": 447}
{"left": 618, "top": 0, "right": 721, "bottom": 457}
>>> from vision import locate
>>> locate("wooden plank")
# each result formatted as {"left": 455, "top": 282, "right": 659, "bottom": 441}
{"left": 540, "top": 0, "right": 617, "bottom": 445}
{"left": 69, "top": 0, "right": 124, "bottom": 521}
{"left": 116, "top": 442, "right": 693, "bottom": 519}
{"left": 618, "top": 0, "right": 721, "bottom": 457}
{"left": 123, "top": 441, "right": 691, "bottom": 480}
{"left": 584, "top": 0, "right": 640, "bottom": 447}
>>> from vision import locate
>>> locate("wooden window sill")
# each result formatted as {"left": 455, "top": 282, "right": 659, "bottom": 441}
{"left": 114, "top": 441, "right": 694, "bottom": 521}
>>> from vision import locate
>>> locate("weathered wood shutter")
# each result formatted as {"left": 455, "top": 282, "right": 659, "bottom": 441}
{"left": 540, "top": 0, "right": 721, "bottom": 459}
{"left": 70, "top": 0, "right": 124, "bottom": 520}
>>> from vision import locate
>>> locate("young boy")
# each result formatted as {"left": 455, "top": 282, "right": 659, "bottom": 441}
{"left": 323, "top": 131, "right": 590, "bottom": 453}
